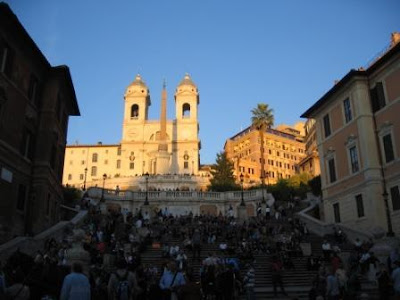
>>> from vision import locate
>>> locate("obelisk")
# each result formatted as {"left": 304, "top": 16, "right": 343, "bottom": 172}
{"left": 156, "top": 80, "right": 170, "bottom": 174}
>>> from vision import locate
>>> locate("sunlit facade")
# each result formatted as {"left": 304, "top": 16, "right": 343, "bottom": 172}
{"left": 224, "top": 122, "right": 306, "bottom": 186}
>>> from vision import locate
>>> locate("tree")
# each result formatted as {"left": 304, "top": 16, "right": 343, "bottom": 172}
{"left": 208, "top": 151, "right": 240, "bottom": 192}
{"left": 62, "top": 185, "right": 82, "bottom": 206}
{"left": 308, "top": 175, "right": 321, "bottom": 196}
{"left": 251, "top": 103, "right": 274, "bottom": 191}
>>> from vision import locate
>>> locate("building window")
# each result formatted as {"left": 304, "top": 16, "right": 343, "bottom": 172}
{"left": 391, "top": 186, "right": 400, "bottom": 211}
{"left": 323, "top": 114, "right": 331, "bottom": 138}
{"left": 131, "top": 104, "right": 139, "bottom": 118}
{"left": 68, "top": 174, "right": 72, "bottom": 180}
{"left": 104, "top": 160, "right": 108, "bottom": 165}
{"left": 0, "top": 43, "right": 14, "bottom": 77}
{"left": 370, "top": 82, "right": 386, "bottom": 113}
{"left": 333, "top": 203, "right": 341, "bottom": 223}
{"left": 46, "top": 194, "right": 51, "bottom": 216}
{"left": 130, "top": 162, "right": 134, "bottom": 169}
{"left": 343, "top": 98, "right": 352, "bottom": 123}
{"left": 184, "top": 161, "right": 189, "bottom": 169}
{"left": 20, "top": 129, "right": 35, "bottom": 160}
{"left": 355, "top": 194, "right": 365, "bottom": 218}
{"left": 117, "top": 147, "right": 121, "bottom": 156}
{"left": 79, "top": 174, "right": 84, "bottom": 180}
{"left": 28, "top": 74, "right": 39, "bottom": 106}
{"left": 16, "top": 184, "right": 27, "bottom": 211}
{"left": 349, "top": 146, "right": 359, "bottom": 173}
{"left": 81, "top": 160, "right": 85, "bottom": 165}
{"left": 383, "top": 134, "right": 395, "bottom": 163}
{"left": 328, "top": 158, "right": 336, "bottom": 183}
{"left": 91, "top": 166, "right": 97, "bottom": 176}
{"left": 182, "top": 103, "right": 191, "bottom": 118}
{"left": 92, "top": 153, "right": 98, "bottom": 163}
{"left": 116, "top": 160, "right": 121, "bottom": 169}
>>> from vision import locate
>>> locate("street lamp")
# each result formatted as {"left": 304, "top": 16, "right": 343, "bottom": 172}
{"left": 144, "top": 172, "right": 149, "bottom": 205}
{"left": 383, "top": 190, "right": 395, "bottom": 236}
{"left": 83, "top": 167, "right": 88, "bottom": 191}
{"left": 260, "top": 174, "right": 265, "bottom": 204}
{"left": 101, "top": 173, "right": 107, "bottom": 202}
{"left": 240, "top": 173, "right": 245, "bottom": 206}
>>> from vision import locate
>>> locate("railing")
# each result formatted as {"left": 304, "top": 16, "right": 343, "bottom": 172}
{"left": 87, "top": 187, "right": 269, "bottom": 203}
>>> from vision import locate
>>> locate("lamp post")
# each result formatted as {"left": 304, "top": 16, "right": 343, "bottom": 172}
{"left": 83, "top": 167, "right": 88, "bottom": 191}
{"left": 240, "top": 173, "right": 245, "bottom": 206}
{"left": 144, "top": 172, "right": 149, "bottom": 205}
{"left": 260, "top": 174, "right": 265, "bottom": 204}
{"left": 383, "top": 190, "right": 395, "bottom": 236}
{"left": 101, "top": 173, "right": 106, "bottom": 202}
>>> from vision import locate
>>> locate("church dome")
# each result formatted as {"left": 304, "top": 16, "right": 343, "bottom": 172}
{"left": 125, "top": 74, "right": 149, "bottom": 97}
{"left": 178, "top": 73, "right": 197, "bottom": 88}
{"left": 129, "top": 74, "right": 147, "bottom": 88}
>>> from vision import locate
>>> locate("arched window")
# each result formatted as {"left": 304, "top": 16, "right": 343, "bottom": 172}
{"left": 182, "top": 103, "right": 190, "bottom": 118}
{"left": 131, "top": 104, "right": 139, "bottom": 118}
{"left": 91, "top": 166, "right": 97, "bottom": 176}
{"left": 92, "top": 153, "right": 98, "bottom": 162}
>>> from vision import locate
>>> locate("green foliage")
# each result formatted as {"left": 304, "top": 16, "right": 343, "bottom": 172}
{"left": 268, "top": 173, "right": 312, "bottom": 201}
{"left": 308, "top": 175, "right": 322, "bottom": 196}
{"left": 251, "top": 103, "right": 274, "bottom": 129}
{"left": 208, "top": 151, "right": 240, "bottom": 192}
{"left": 62, "top": 185, "right": 82, "bottom": 205}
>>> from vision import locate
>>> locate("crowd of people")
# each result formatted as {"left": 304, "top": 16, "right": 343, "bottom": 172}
{"left": 1, "top": 199, "right": 400, "bottom": 300}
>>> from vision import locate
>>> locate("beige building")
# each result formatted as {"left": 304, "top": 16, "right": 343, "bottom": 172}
{"left": 302, "top": 33, "right": 400, "bottom": 235}
{"left": 224, "top": 122, "right": 306, "bottom": 186}
{"left": 63, "top": 74, "right": 202, "bottom": 190}
{"left": 298, "top": 119, "right": 321, "bottom": 177}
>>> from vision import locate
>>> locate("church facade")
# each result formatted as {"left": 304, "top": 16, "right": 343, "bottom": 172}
{"left": 63, "top": 74, "right": 202, "bottom": 190}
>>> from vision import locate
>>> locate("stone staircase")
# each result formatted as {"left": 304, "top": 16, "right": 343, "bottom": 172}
{"left": 138, "top": 215, "right": 380, "bottom": 299}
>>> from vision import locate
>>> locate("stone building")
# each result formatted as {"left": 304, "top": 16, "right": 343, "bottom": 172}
{"left": 298, "top": 118, "right": 321, "bottom": 177}
{"left": 301, "top": 33, "right": 400, "bottom": 235}
{"left": 0, "top": 3, "right": 80, "bottom": 241}
{"left": 224, "top": 122, "right": 307, "bottom": 186}
{"left": 63, "top": 74, "right": 202, "bottom": 191}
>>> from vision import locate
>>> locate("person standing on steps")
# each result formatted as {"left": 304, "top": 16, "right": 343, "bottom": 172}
{"left": 271, "top": 256, "right": 288, "bottom": 297}
{"left": 191, "top": 229, "right": 201, "bottom": 261}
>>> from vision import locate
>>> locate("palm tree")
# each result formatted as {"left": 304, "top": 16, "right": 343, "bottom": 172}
{"left": 251, "top": 103, "right": 274, "bottom": 200}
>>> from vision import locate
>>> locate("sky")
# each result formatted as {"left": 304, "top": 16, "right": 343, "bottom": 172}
{"left": 5, "top": 0, "right": 400, "bottom": 164}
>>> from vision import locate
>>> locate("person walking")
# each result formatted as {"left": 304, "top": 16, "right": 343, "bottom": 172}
{"left": 108, "top": 259, "right": 142, "bottom": 300}
{"left": 244, "top": 263, "right": 256, "bottom": 300}
{"left": 271, "top": 256, "right": 287, "bottom": 297}
{"left": 60, "top": 262, "right": 91, "bottom": 300}
{"left": 192, "top": 229, "right": 201, "bottom": 261}
{"left": 159, "top": 262, "right": 186, "bottom": 300}
{"left": 326, "top": 267, "right": 340, "bottom": 300}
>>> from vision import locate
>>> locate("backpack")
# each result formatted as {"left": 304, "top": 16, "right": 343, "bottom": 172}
{"left": 115, "top": 272, "right": 131, "bottom": 300}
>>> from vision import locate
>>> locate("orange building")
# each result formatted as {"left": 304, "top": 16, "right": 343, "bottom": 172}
{"left": 224, "top": 123, "right": 306, "bottom": 186}
{"left": 298, "top": 119, "right": 320, "bottom": 177}
{"left": 302, "top": 33, "right": 400, "bottom": 235}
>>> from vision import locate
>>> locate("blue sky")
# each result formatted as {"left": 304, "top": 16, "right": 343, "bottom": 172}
{"left": 6, "top": 0, "right": 400, "bottom": 164}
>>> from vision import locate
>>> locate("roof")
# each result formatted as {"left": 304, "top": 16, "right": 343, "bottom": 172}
{"left": 0, "top": 3, "right": 50, "bottom": 69}
{"left": 66, "top": 144, "right": 120, "bottom": 148}
{"left": 301, "top": 41, "right": 400, "bottom": 118}
{"left": 178, "top": 73, "right": 197, "bottom": 88}
{"left": 128, "top": 74, "right": 148, "bottom": 88}
{"left": 51, "top": 66, "right": 80, "bottom": 116}
{"left": 228, "top": 125, "right": 299, "bottom": 142}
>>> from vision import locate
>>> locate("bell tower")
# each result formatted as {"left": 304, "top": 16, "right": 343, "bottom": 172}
{"left": 122, "top": 74, "right": 151, "bottom": 141}
{"left": 174, "top": 73, "right": 200, "bottom": 174}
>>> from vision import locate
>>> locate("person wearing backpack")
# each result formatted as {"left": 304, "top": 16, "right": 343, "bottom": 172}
{"left": 159, "top": 262, "right": 186, "bottom": 300}
{"left": 108, "top": 260, "right": 141, "bottom": 300}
